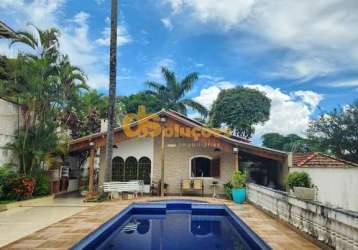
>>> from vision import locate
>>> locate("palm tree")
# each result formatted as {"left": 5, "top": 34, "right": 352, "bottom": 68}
{"left": 56, "top": 55, "right": 88, "bottom": 107}
{"left": 145, "top": 67, "right": 208, "bottom": 117}
{"left": 0, "top": 21, "right": 19, "bottom": 39}
{"left": 105, "top": 0, "right": 118, "bottom": 183}
{"left": 10, "top": 25, "right": 60, "bottom": 61}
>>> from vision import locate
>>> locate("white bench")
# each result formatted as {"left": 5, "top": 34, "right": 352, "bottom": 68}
{"left": 104, "top": 181, "right": 144, "bottom": 199}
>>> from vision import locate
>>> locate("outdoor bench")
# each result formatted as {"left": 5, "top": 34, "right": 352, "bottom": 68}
{"left": 103, "top": 180, "right": 144, "bottom": 199}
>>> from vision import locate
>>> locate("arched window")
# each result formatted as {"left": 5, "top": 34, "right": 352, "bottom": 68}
{"left": 125, "top": 157, "right": 138, "bottom": 181}
{"left": 112, "top": 157, "right": 124, "bottom": 181}
{"left": 138, "top": 157, "right": 151, "bottom": 185}
{"left": 191, "top": 156, "right": 220, "bottom": 178}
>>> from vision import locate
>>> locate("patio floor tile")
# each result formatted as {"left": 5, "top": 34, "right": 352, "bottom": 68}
{"left": 3, "top": 196, "right": 323, "bottom": 249}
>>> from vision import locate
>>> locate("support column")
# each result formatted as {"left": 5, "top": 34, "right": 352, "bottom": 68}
{"left": 159, "top": 115, "right": 166, "bottom": 197}
{"left": 233, "top": 147, "right": 239, "bottom": 172}
{"left": 88, "top": 143, "right": 95, "bottom": 194}
{"left": 160, "top": 125, "right": 165, "bottom": 197}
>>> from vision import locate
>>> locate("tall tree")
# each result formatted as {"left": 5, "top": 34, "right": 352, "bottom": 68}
{"left": 209, "top": 87, "right": 271, "bottom": 139}
{"left": 262, "top": 133, "right": 327, "bottom": 153}
{"left": 105, "top": 0, "right": 118, "bottom": 182}
{"left": 145, "top": 67, "right": 208, "bottom": 117}
{"left": 119, "top": 92, "right": 162, "bottom": 114}
{"left": 308, "top": 100, "right": 358, "bottom": 162}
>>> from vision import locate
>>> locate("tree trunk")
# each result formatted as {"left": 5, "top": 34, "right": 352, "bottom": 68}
{"left": 105, "top": 0, "right": 118, "bottom": 183}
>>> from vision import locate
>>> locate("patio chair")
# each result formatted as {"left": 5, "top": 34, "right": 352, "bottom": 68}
{"left": 193, "top": 179, "right": 204, "bottom": 197}
{"left": 181, "top": 179, "right": 192, "bottom": 195}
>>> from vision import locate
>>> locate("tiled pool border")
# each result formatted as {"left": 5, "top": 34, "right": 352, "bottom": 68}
{"left": 71, "top": 200, "right": 272, "bottom": 250}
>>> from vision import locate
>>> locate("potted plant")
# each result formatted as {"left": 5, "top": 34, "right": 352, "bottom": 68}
{"left": 223, "top": 181, "right": 233, "bottom": 200}
{"left": 231, "top": 171, "right": 247, "bottom": 204}
{"left": 287, "top": 172, "right": 315, "bottom": 200}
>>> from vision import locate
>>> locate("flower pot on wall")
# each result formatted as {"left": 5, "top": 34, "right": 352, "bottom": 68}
{"left": 232, "top": 188, "right": 246, "bottom": 203}
{"left": 293, "top": 186, "right": 315, "bottom": 200}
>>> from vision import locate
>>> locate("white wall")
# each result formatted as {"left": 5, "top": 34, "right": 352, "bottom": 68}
{"left": 112, "top": 137, "right": 154, "bottom": 192}
{"left": 247, "top": 183, "right": 358, "bottom": 250}
{"left": 0, "top": 98, "right": 22, "bottom": 166}
{"left": 113, "top": 137, "right": 154, "bottom": 162}
{"left": 290, "top": 167, "right": 358, "bottom": 212}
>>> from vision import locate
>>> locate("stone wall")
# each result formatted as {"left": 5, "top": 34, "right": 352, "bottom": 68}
{"left": 247, "top": 183, "right": 358, "bottom": 250}
{"left": 153, "top": 137, "right": 236, "bottom": 195}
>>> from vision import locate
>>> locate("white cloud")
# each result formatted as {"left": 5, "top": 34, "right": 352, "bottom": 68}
{"left": 193, "top": 81, "right": 235, "bottom": 109}
{"left": 164, "top": 0, "right": 255, "bottom": 29}
{"left": 0, "top": 0, "right": 65, "bottom": 28}
{"left": 324, "top": 79, "right": 358, "bottom": 88}
{"left": 95, "top": 25, "right": 132, "bottom": 47}
{"left": 146, "top": 58, "right": 175, "bottom": 79}
{"left": 163, "top": 0, "right": 358, "bottom": 81}
{"left": 161, "top": 18, "right": 174, "bottom": 30}
{"left": 0, "top": 43, "right": 17, "bottom": 57}
{"left": 293, "top": 90, "right": 323, "bottom": 109}
{"left": 272, "top": 58, "right": 336, "bottom": 81}
{"left": 199, "top": 74, "right": 223, "bottom": 82}
{"left": 87, "top": 73, "right": 108, "bottom": 89}
{"left": 244, "top": 84, "right": 323, "bottom": 137}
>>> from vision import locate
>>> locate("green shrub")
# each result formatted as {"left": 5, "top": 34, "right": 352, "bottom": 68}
{"left": 231, "top": 170, "right": 247, "bottom": 188}
{"left": 287, "top": 172, "right": 311, "bottom": 189}
{"left": 33, "top": 170, "right": 49, "bottom": 196}
{"left": 223, "top": 182, "right": 233, "bottom": 200}
{"left": 2, "top": 176, "right": 35, "bottom": 200}
{"left": 0, "top": 165, "right": 17, "bottom": 200}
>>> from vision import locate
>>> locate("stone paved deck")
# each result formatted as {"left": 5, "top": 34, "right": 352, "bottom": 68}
{"left": 3, "top": 196, "right": 322, "bottom": 250}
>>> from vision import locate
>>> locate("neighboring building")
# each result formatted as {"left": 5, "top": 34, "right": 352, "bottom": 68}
{"left": 290, "top": 152, "right": 358, "bottom": 211}
{"left": 69, "top": 109, "right": 288, "bottom": 196}
{"left": 0, "top": 97, "right": 23, "bottom": 166}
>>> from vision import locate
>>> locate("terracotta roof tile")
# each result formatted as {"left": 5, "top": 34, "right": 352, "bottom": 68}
{"left": 292, "top": 152, "right": 358, "bottom": 168}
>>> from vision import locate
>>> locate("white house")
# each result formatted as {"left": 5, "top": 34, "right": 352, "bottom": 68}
{"left": 289, "top": 152, "right": 358, "bottom": 212}
{"left": 0, "top": 97, "right": 23, "bottom": 166}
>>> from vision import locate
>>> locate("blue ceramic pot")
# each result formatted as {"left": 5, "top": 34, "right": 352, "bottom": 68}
{"left": 232, "top": 188, "right": 246, "bottom": 203}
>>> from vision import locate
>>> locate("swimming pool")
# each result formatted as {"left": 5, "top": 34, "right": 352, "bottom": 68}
{"left": 71, "top": 200, "right": 271, "bottom": 250}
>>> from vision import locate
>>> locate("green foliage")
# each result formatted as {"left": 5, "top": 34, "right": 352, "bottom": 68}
{"left": 231, "top": 170, "right": 247, "bottom": 188}
{"left": 287, "top": 172, "right": 311, "bottom": 189}
{"left": 0, "top": 165, "right": 17, "bottom": 199}
{"left": 120, "top": 92, "right": 162, "bottom": 114}
{"left": 145, "top": 67, "right": 208, "bottom": 117}
{"left": 3, "top": 123, "right": 69, "bottom": 176}
{"left": 308, "top": 99, "right": 358, "bottom": 163}
{"left": 1, "top": 176, "right": 35, "bottom": 200}
{"left": 223, "top": 182, "right": 233, "bottom": 200}
{"left": 32, "top": 170, "right": 49, "bottom": 196}
{"left": 1, "top": 166, "right": 48, "bottom": 200}
{"left": 0, "top": 25, "right": 86, "bottom": 173}
{"left": 262, "top": 133, "right": 328, "bottom": 153}
{"left": 209, "top": 87, "right": 271, "bottom": 139}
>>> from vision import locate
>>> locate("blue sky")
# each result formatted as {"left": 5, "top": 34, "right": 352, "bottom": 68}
{"left": 1, "top": 0, "right": 357, "bottom": 144}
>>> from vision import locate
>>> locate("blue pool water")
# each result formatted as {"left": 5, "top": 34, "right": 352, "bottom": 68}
{"left": 72, "top": 201, "right": 271, "bottom": 250}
